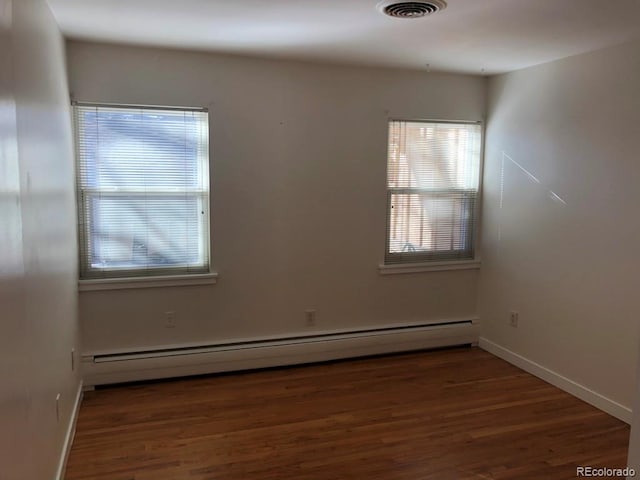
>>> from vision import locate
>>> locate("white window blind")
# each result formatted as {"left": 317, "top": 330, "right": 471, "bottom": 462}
{"left": 74, "top": 103, "right": 210, "bottom": 279}
{"left": 386, "top": 120, "right": 482, "bottom": 264}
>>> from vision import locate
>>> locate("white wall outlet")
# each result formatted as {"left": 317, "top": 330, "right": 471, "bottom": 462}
{"left": 509, "top": 311, "right": 519, "bottom": 328}
{"left": 305, "top": 309, "right": 316, "bottom": 327}
{"left": 165, "top": 311, "right": 177, "bottom": 328}
{"left": 55, "top": 393, "right": 61, "bottom": 423}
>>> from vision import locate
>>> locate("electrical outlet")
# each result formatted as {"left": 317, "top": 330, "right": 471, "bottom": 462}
{"left": 71, "top": 348, "right": 75, "bottom": 371}
{"left": 509, "top": 311, "right": 519, "bottom": 328}
{"left": 55, "top": 394, "right": 61, "bottom": 423}
{"left": 165, "top": 311, "right": 177, "bottom": 328}
{"left": 305, "top": 309, "right": 316, "bottom": 327}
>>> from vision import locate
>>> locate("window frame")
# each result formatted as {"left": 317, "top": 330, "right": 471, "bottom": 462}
{"left": 383, "top": 118, "right": 484, "bottom": 267}
{"left": 72, "top": 101, "right": 212, "bottom": 282}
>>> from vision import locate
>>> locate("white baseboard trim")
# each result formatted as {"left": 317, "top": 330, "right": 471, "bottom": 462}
{"left": 479, "top": 337, "right": 631, "bottom": 424}
{"left": 55, "top": 380, "right": 83, "bottom": 480}
{"left": 83, "top": 320, "right": 479, "bottom": 386}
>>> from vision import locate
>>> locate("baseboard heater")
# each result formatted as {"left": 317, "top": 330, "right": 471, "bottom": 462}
{"left": 82, "top": 319, "right": 479, "bottom": 386}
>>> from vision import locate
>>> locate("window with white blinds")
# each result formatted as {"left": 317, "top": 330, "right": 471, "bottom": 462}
{"left": 385, "top": 120, "right": 482, "bottom": 264}
{"left": 73, "top": 103, "right": 210, "bottom": 279}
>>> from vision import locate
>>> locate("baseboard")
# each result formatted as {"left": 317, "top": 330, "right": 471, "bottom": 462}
{"left": 83, "top": 320, "right": 479, "bottom": 386}
{"left": 479, "top": 337, "right": 632, "bottom": 424}
{"left": 55, "top": 380, "right": 83, "bottom": 480}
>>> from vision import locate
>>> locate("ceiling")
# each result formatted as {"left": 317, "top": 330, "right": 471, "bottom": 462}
{"left": 46, "top": 0, "right": 640, "bottom": 75}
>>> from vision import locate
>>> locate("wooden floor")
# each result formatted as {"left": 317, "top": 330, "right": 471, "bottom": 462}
{"left": 65, "top": 348, "right": 629, "bottom": 480}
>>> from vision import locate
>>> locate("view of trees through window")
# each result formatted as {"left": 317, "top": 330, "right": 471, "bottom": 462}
{"left": 386, "top": 120, "right": 481, "bottom": 263}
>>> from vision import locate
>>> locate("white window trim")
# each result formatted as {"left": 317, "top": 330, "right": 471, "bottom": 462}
{"left": 73, "top": 101, "right": 212, "bottom": 281}
{"left": 378, "top": 259, "right": 481, "bottom": 275}
{"left": 78, "top": 272, "right": 219, "bottom": 292}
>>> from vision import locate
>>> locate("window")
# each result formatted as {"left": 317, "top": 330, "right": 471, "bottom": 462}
{"left": 385, "top": 120, "right": 482, "bottom": 264}
{"left": 73, "top": 103, "right": 210, "bottom": 279}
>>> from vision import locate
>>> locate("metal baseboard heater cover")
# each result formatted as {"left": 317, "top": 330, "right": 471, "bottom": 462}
{"left": 82, "top": 319, "right": 479, "bottom": 386}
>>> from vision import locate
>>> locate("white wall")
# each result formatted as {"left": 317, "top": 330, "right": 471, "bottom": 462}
{"left": 66, "top": 41, "right": 486, "bottom": 354}
{"left": 479, "top": 39, "right": 640, "bottom": 412}
{"left": 629, "top": 342, "right": 640, "bottom": 474}
{"left": 0, "top": 0, "right": 80, "bottom": 479}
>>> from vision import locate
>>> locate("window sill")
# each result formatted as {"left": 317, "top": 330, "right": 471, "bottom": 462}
{"left": 378, "top": 260, "right": 481, "bottom": 275}
{"left": 78, "top": 272, "right": 219, "bottom": 292}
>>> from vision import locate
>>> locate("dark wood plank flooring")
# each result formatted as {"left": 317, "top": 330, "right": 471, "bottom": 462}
{"left": 65, "top": 347, "right": 629, "bottom": 479}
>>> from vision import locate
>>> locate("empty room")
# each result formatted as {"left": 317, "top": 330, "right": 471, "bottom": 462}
{"left": 3, "top": 0, "right": 640, "bottom": 479}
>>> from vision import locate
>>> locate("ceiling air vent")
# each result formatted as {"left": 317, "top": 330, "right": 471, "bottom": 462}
{"left": 378, "top": 0, "right": 447, "bottom": 18}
